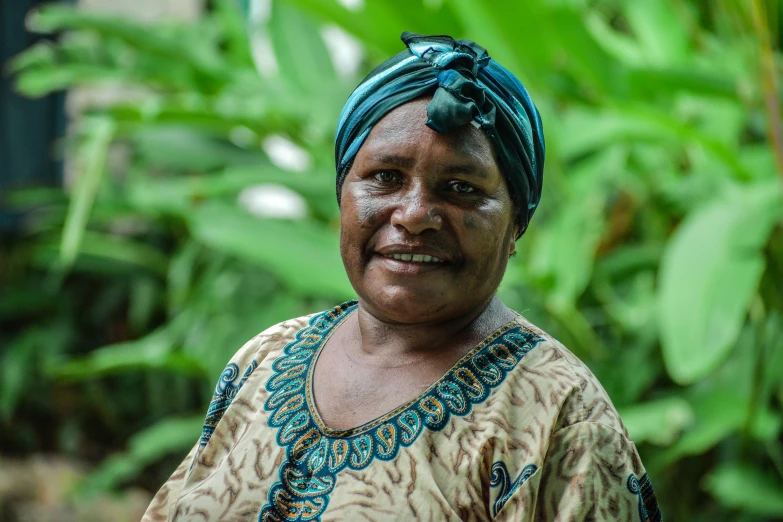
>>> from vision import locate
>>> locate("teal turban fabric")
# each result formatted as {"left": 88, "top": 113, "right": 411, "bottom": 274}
{"left": 335, "top": 32, "right": 545, "bottom": 235}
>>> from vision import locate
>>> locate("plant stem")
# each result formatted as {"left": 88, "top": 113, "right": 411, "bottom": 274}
{"left": 741, "top": 295, "right": 766, "bottom": 453}
{"left": 749, "top": 0, "right": 783, "bottom": 186}
{"left": 768, "top": 440, "right": 783, "bottom": 482}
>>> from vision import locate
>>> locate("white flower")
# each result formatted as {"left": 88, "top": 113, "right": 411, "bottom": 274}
{"left": 262, "top": 135, "right": 312, "bottom": 172}
{"left": 337, "top": 0, "right": 364, "bottom": 11}
{"left": 321, "top": 25, "right": 364, "bottom": 79}
{"left": 238, "top": 184, "right": 308, "bottom": 219}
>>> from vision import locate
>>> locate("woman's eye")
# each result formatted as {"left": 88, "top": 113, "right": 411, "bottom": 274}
{"left": 373, "top": 171, "right": 398, "bottom": 183}
{"left": 450, "top": 182, "right": 475, "bottom": 193}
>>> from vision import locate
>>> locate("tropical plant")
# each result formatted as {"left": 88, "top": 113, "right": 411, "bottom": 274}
{"left": 3, "top": 0, "right": 782, "bottom": 519}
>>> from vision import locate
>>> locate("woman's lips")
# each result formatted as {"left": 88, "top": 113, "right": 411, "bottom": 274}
{"left": 382, "top": 253, "right": 444, "bottom": 263}
{"left": 373, "top": 253, "right": 449, "bottom": 275}
{"left": 374, "top": 245, "right": 452, "bottom": 264}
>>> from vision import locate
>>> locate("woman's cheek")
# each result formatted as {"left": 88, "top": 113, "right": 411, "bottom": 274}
{"left": 357, "top": 198, "right": 383, "bottom": 228}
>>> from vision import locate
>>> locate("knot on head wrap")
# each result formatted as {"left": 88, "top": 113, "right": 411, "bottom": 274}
{"left": 403, "top": 33, "right": 495, "bottom": 133}
{"left": 335, "top": 32, "right": 545, "bottom": 236}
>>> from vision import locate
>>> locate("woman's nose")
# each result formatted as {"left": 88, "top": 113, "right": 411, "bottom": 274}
{"left": 389, "top": 183, "right": 443, "bottom": 235}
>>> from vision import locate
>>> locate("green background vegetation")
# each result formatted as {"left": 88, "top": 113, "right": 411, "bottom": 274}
{"left": 3, "top": 0, "right": 783, "bottom": 520}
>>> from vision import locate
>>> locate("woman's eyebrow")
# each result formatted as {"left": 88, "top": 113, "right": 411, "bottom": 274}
{"left": 440, "top": 164, "right": 488, "bottom": 179}
{"left": 365, "top": 153, "right": 489, "bottom": 179}
{"left": 366, "top": 154, "right": 415, "bottom": 169}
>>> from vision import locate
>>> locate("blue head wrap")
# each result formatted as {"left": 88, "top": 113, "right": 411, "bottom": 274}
{"left": 335, "top": 32, "right": 545, "bottom": 235}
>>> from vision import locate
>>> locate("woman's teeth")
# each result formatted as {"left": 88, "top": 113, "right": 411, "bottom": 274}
{"left": 385, "top": 254, "right": 443, "bottom": 263}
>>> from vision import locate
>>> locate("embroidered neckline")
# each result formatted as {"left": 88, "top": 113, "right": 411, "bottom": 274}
{"left": 305, "top": 302, "right": 521, "bottom": 438}
{"left": 258, "top": 301, "right": 545, "bottom": 522}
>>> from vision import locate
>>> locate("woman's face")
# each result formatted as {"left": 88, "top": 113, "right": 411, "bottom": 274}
{"left": 339, "top": 97, "right": 518, "bottom": 324}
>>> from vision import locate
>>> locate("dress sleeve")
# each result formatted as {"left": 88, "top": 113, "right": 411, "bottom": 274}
{"left": 140, "top": 314, "right": 311, "bottom": 521}
{"left": 140, "top": 351, "right": 261, "bottom": 520}
{"left": 533, "top": 421, "right": 662, "bottom": 522}
{"left": 141, "top": 443, "right": 199, "bottom": 522}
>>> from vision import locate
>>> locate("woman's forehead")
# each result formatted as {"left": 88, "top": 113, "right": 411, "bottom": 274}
{"left": 359, "top": 99, "right": 499, "bottom": 170}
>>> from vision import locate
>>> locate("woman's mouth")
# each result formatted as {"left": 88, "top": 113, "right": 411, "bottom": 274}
{"left": 382, "top": 253, "right": 445, "bottom": 263}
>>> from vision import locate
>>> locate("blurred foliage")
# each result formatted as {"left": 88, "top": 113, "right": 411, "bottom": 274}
{"left": 3, "top": 0, "right": 783, "bottom": 519}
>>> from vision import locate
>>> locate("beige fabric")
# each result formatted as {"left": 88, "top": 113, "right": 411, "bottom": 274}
{"left": 142, "top": 303, "right": 660, "bottom": 521}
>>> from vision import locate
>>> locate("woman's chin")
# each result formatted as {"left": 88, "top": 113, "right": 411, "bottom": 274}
{"left": 357, "top": 288, "right": 460, "bottom": 325}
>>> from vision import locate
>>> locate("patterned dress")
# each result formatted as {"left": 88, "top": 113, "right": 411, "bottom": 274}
{"left": 142, "top": 301, "right": 661, "bottom": 521}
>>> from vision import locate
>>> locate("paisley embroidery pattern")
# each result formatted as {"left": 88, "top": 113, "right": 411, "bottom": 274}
{"left": 627, "top": 473, "right": 663, "bottom": 522}
{"left": 259, "top": 301, "right": 543, "bottom": 522}
{"left": 200, "top": 359, "right": 258, "bottom": 447}
{"left": 490, "top": 461, "right": 538, "bottom": 516}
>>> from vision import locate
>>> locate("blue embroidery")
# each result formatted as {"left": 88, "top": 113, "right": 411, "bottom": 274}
{"left": 627, "top": 473, "right": 662, "bottom": 522}
{"left": 200, "top": 359, "right": 259, "bottom": 447}
{"left": 490, "top": 461, "right": 538, "bottom": 516}
{"left": 258, "top": 301, "right": 544, "bottom": 522}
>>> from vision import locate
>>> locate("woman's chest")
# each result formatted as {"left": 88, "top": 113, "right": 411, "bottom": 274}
{"left": 168, "top": 317, "right": 553, "bottom": 521}
{"left": 311, "top": 359, "right": 452, "bottom": 432}
{"left": 172, "top": 419, "right": 507, "bottom": 522}
{"left": 311, "top": 327, "right": 474, "bottom": 432}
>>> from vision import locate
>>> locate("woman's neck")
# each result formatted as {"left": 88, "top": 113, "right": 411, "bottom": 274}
{"left": 344, "top": 295, "right": 515, "bottom": 367}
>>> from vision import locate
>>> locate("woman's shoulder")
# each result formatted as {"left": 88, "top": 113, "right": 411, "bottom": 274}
{"left": 224, "top": 312, "right": 317, "bottom": 371}
{"left": 512, "top": 313, "right": 630, "bottom": 438}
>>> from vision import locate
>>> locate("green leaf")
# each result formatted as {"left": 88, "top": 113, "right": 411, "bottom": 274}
{"left": 446, "top": 0, "right": 525, "bottom": 80}
{"left": 268, "top": 1, "right": 336, "bottom": 91}
{"left": 593, "top": 265, "right": 658, "bottom": 334}
{"left": 182, "top": 293, "right": 304, "bottom": 381}
{"left": 134, "top": 127, "right": 268, "bottom": 171}
{"left": 626, "top": 67, "right": 738, "bottom": 100}
{"left": 53, "top": 345, "right": 201, "bottom": 379}
{"left": 658, "top": 182, "right": 783, "bottom": 384}
{"left": 27, "top": 4, "right": 229, "bottom": 83}
{"left": 761, "top": 313, "right": 783, "bottom": 402}
{"left": 739, "top": 145, "right": 780, "bottom": 182}
{"left": 528, "top": 199, "right": 603, "bottom": 307}
{"left": 0, "top": 284, "right": 53, "bottom": 321}
{"left": 80, "top": 415, "right": 203, "bottom": 495}
{"left": 167, "top": 241, "right": 202, "bottom": 313}
{"left": 126, "top": 166, "right": 335, "bottom": 219}
{"left": 33, "top": 231, "right": 169, "bottom": 276}
{"left": 188, "top": 202, "right": 352, "bottom": 299}
{"left": 277, "top": 0, "right": 392, "bottom": 56}
{"left": 128, "top": 277, "right": 161, "bottom": 333}
{"left": 449, "top": 0, "right": 622, "bottom": 97}
{"left": 584, "top": 11, "right": 644, "bottom": 65}
{"left": 282, "top": 0, "right": 462, "bottom": 59}
{"left": 127, "top": 416, "right": 203, "bottom": 462}
{"left": 618, "top": 397, "right": 694, "bottom": 445}
{"left": 103, "top": 89, "right": 309, "bottom": 139}
{"left": 624, "top": 0, "right": 690, "bottom": 66}
{"left": 704, "top": 464, "right": 783, "bottom": 517}
{"left": 590, "top": 332, "right": 659, "bottom": 404}
{"left": 78, "top": 232, "right": 170, "bottom": 276}
{"left": 1, "top": 322, "right": 70, "bottom": 420}
{"left": 0, "top": 331, "right": 40, "bottom": 421}
{"left": 14, "top": 65, "right": 131, "bottom": 98}
{"left": 6, "top": 41, "right": 58, "bottom": 73}
{"left": 528, "top": 147, "right": 624, "bottom": 308}
{"left": 560, "top": 105, "right": 751, "bottom": 180}
{"left": 60, "top": 117, "right": 115, "bottom": 269}
{"left": 213, "top": 0, "right": 254, "bottom": 67}
{"left": 659, "top": 387, "right": 781, "bottom": 464}
{"left": 52, "top": 315, "right": 203, "bottom": 380}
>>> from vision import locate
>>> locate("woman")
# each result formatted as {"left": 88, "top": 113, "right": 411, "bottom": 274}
{"left": 143, "top": 33, "right": 661, "bottom": 521}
